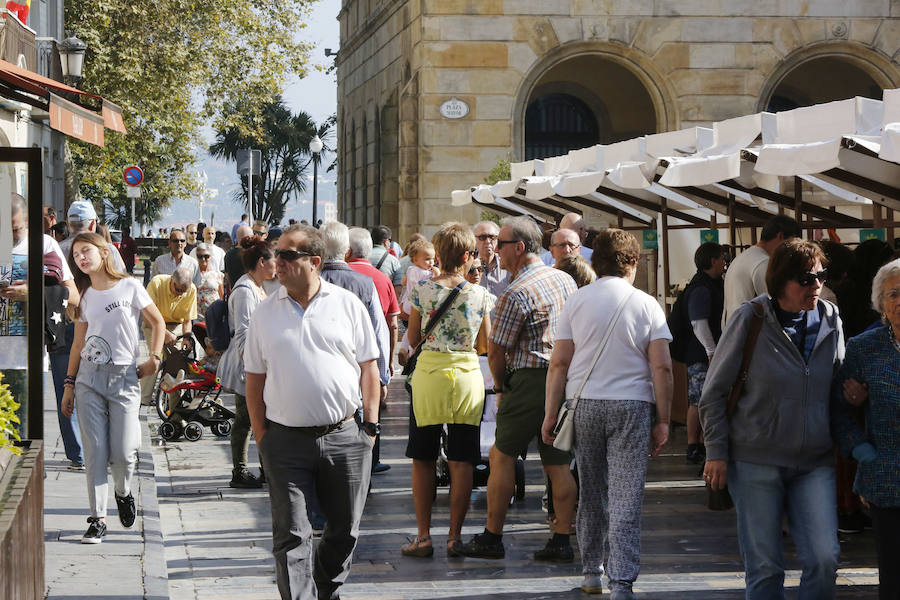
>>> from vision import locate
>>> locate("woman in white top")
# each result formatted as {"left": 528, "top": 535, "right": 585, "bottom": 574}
{"left": 61, "top": 232, "right": 165, "bottom": 544}
{"left": 217, "top": 238, "right": 275, "bottom": 488}
{"left": 542, "top": 229, "right": 673, "bottom": 598}
{"left": 193, "top": 242, "right": 224, "bottom": 316}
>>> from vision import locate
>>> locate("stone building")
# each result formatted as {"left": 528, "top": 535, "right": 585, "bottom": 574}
{"left": 335, "top": 1, "right": 900, "bottom": 239}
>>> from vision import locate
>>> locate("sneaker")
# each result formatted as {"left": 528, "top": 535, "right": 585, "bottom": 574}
{"left": 458, "top": 533, "right": 505, "bottom": 559}
{"left": 81, "top": 517, "right": 107, "bottom": 544}
{"left": 115, "top": 492, "right": 136, "bottom": 528}
{"left": 67, "top": 461, "right": 85, "bottom": 471}
{"left": 838, "top": 511, "right": 866, "bottom": 534}
{"left": 581, "top": 574, "right": 603, "bottom": 595}
{"left": 610, "top": 584, "right": 635, "bottom": 600}
{"left": 686, "top": 445, "right": 705, "bottom": 465}
{"left": 533, "top": 539, "right": 574, "bottom": 563}
{"left": 230, "top": 469, "right": 263, "bottom": 489}
{"left": 373, "top": 462, "right": 391, "bottom": 474}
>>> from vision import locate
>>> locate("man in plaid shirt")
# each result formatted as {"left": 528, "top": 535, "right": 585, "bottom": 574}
{"left": 460, "top": 216, "right": 579, "bottom": 562}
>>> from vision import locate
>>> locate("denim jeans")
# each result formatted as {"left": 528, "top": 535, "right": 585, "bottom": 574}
{"left": 728, "top": 460, "right": 839, "bottom": 600}
{"left": 49, "top": 322, "right": 83, "bottom": 464}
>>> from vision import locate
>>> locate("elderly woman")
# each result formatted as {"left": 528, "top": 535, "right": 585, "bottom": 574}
{"left": 832, "top": 258, "right": 900, "bottom": 600}
{"left": 701, "top": 239, "right": 844, "bottom": 599}
{"left": 542, "top": 229, "right": 673, "bottom": 598}
{"left": 193, "top": 242, "right": 224, "bottom": 317}
{"left": 402, "top": 222, "right": 492, "bottom": 558}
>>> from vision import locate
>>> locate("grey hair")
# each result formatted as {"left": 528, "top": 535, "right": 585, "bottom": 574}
{"left": 194, "top": 242, "right": 209, "bottom": 253}
{"left": 172, "top": 266, "right": 192, "bottom": 287}
{"left": 348, "top": 227, "right": 373, "bottom": 259}
{"left": 473, "top": 220, "right": 499, "bottom": 234}
{"left": 69, "top": 219, "right": 91, "bottom": 233}
{"left": 872, "top": 258, "right": 900, "bottom": 316}
{"left": 501, "top": 216, "right": 542, "bottom": 255}
{"left": 320, "top": 221, "right": 350, "bottom": 260}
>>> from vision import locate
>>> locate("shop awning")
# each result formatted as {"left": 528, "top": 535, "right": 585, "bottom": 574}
{"left": 0, "top": 59, "right": 125, "bottom": 146}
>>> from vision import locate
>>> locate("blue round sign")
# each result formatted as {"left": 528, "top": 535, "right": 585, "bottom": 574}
{"left": 124, "top": 166, "right": 143, "bottom": 186}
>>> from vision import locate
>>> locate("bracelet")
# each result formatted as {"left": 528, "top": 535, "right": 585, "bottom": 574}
{"left": 151, "top": 351, "right": 162, "bottom": 360}
{"left": 64, "top": 375, "right": 76, "bottom": 387}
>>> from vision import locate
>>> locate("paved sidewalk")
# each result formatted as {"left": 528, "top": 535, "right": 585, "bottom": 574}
{"left": 43, "top": 376, "right": 168, "bottom": 599}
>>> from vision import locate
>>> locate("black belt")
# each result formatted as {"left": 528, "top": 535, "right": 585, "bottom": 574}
{"left": 267, "top": 415, "right": 354, "bottom": 437}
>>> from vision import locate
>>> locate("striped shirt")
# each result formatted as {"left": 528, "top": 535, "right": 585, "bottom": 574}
{"left": 490, "top": 260, "right": 577, "bottom": 369}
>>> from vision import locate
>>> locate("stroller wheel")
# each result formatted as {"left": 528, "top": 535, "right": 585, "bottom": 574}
{"left": 184, "top": 421, "right": 204, "bottom": 442}
{"left": 212, "top": 419, "right": 233, "bottom": 437}
{"left": 159, "top": 420, "right": 181, "bottom": 441}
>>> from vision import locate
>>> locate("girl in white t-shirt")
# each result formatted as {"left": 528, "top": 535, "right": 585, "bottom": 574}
{"left": 61, "top": 232, "right": 166, "bottom": 544}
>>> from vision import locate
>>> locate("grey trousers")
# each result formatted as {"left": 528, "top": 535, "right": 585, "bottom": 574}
{"left": 259, "top": 419, "right": 373, "bottom": 600}
{"left": 574, "top": 399, "right": 651, "bottom": 592}
{"left": 75, "top": 361, "right": 141, "bottom": 519}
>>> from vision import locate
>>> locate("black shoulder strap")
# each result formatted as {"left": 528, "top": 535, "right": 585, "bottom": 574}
{"left": 410, "top": 280, "right": 466, "bottom": 356}
{"left": 375, "top": 250, "right": 388, "bottom": 270}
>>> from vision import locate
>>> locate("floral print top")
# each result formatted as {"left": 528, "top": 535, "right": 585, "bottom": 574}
{"left": 410, "top": 280, "right": 493, "bottom": 353}
{"left": 196, "top": 269, "right": 224, "bottom": 317}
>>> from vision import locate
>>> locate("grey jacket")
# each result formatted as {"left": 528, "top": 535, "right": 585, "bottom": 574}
{"left": 699, "top": 294, "right": 844, "bottom": 470}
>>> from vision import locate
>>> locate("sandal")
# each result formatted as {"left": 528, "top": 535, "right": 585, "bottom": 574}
{"left": 447, "top": 536, "right": 463, "bottom": 558}
{"left": 401, "top": 535, "right": 433, "bottom": 558}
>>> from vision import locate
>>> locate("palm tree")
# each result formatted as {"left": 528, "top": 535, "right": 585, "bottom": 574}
{"left": 210, "top": 99, "right": 335, "bottom": 225}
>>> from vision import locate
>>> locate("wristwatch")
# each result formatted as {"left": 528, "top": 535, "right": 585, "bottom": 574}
{"left": 362, "top": 421, "right": 381, "bottom": 436}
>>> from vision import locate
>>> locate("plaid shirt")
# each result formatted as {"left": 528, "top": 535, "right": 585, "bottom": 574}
{"left": 491, "top": 260, "right": 577, "bottom": 370}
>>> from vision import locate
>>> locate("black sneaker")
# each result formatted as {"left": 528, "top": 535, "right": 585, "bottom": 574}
{"left": 115, "top": 492, "right": 136, "bottom": 528}
{"left": 458, "top": 533, "right": 505, "bottom": 559}
{"left": 230, "top": 469, "right": 263, "bottom": 489}
{"left": 838, "top": 512, "right": 866, "bottom": 534}
{"left": 533, "top": 539, "right": 574, "bottom": 563}
{"left": 81, "top": 517, "right": 107, "bottom": 544}
{"left": 686, "top": 445, "right": 705, "bottom": 465}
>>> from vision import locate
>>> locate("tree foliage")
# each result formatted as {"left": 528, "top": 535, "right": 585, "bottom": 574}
{"left": 65, "top": 0, "right": 315, "bottom": 226}
{"left": 210, "top": 99, "right": 334, "bottom": 226}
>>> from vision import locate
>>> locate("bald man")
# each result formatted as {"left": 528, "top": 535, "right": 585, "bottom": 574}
{"left": 542, "top": 213, "right": 593, "bottom": 265}
{"left": 546, "top": 229, "right": 582, "bottom": 267}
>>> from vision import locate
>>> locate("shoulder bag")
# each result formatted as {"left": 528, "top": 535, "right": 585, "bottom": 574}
{"left": 552, "top": 289, "right": 635, "bottom": 452}
{"left": 707, "top": 298, "right": 765, "bottom": 510}
{"left": 401, "top": 280, "right": 466, "bottom": 377}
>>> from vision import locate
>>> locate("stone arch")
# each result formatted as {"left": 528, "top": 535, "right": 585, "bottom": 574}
{"left": 758, "top": 42, "right": 900, "bottom": 112}
{"left": 513, "top": 41, "right": 678, "bottom": 160}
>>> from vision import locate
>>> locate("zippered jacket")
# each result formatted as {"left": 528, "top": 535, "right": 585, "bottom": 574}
{"left": 700, "top": 294, "right": 844, "bottom": 470}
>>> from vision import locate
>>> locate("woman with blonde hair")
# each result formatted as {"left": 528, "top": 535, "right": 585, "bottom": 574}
{"left": 61, "top": 232, "right": 166, "bottom": 544}
{"left": 403, "top": 222, "right": 492, "bottom": 558}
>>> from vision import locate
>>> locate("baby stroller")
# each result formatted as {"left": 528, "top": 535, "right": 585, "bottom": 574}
{"left": 154, "top": 334, "right": 235, "bottom": 442}
{"left": 435, "top": 356, "right": 526, "bottom": 502}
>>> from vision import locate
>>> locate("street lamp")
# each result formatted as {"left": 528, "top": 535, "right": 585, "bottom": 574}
{"left": 309, "top": 135, "right": 323, "bottom": 225}
{"left": 58, "top": 32, "right": 87, "bottom": 88}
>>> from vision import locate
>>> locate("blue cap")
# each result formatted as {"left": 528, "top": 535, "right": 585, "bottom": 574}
{"left": 67, "top": 200, "right": 97, "bottom": 222}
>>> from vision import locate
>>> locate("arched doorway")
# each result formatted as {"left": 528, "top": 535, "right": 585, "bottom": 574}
{"left": 519, "top": 51, "right": 660, "bottom": 160}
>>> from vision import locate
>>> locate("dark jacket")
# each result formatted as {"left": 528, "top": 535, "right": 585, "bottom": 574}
{"left": 683, "top": 271, "right": 724, "bottom": 366}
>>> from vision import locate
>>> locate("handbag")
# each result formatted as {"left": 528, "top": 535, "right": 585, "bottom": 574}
{"left": 706, "top": 298, "right": 765, "bottom": 511}
{"left": 401, "top": 280, "right": 467, "bottom": 377}
{"left": 552, "top": 289, "right": 635, "bottom": 452}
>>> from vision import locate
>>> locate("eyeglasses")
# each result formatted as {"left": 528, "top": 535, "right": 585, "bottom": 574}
{"left": 551, "top": 242, "right": 580, "bottom": 249}
{"left": 196, "top": 254, "right": 211, "bottom": 259}
{"left": 275, "top": 248, "right": 316, "bottom": 261}
{"left": 187, "top": 230, "right": 197, "bottom": 236}
{"left": 172, "top": 284, "right": 188, "bottom": 295}
{"left": 793, "top": 270, "right": 827, "bottom": 287}
{"left": 468, "top": 265, "right": 485, "bottom": 274}
{"left": 476, "top": 234, "right": 498, "bottom": 242}
{"left": 253, "top": 230, "right": 267, "bottom": 236}
{"left": 170, "top": 238, "right": 186, "bottom": 244}
{"left": 496, "top": 239, "right": 519, "bottom": 249}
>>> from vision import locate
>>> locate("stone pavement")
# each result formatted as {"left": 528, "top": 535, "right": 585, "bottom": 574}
{"left": 150, "top": 376, "right": 881, "bottom": 599}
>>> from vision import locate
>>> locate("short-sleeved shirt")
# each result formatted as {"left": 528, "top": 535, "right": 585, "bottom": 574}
{"left": 244, "top": 280, "right": 380, "bottom": 427}
{"left": 490, "top": 260, "right": 577, "bottom": 370}
{"left": 145, "top": 274, "right": 197, "bottom": 323}
{"left": 151, "top": 252, "right": 202, "bottom": 288}
{"left": 555, "top": 276, "right": 671, "bottom": 403}
{"left": 369, "top": 245, "right": 403, "bottom": 286}
{"left": 348, "top": 257, "right": 401, "bottom": 319}
{"left": 480, "top": 253, "right": 510, "bottom": 298}
{"left": 78, "top": 278, "right": 152, "bottom": 365}
{"left": 196, "top": 269, "right": 224, "bottom": 317}
{"left": 411, "top": 281, "right": 491, "bottom": 353}
{"left": 722, "top": 245, "right": 768, "bottom": 327}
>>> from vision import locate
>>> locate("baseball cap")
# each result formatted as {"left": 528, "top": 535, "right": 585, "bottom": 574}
{"left": 67, "top": 200, "right": 97, "bottom": 222}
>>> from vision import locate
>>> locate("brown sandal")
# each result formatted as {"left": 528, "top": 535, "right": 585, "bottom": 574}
{"left": 447, "top": 536, "right": 463, "bottom": 557}
{"left": 401, "top": 535, "right": 433, "bottom": 558}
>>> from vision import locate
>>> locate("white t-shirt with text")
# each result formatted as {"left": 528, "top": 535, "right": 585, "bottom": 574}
{"left": 78, "top": 278, "right": 153, "bottom": 365}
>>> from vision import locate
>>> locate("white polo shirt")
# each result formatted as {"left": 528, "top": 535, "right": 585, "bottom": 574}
{"left": 244, "top": 279, "right": 379, "bottom": 427}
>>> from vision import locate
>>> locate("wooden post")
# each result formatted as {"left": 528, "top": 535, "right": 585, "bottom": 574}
{"left": 661, "top": 197, "right": 671, "bottom": 311}
{"left": 617, "top": 210, "right": 624, "bottom": 229}
{"left": 886, "top": 208, "right": 894, "bottom": 242}
{"left": 794, "top": 176, "right": 806, "bottom": 239}
{"left": 728, "top": 194, "right": 737, "bottom": 252}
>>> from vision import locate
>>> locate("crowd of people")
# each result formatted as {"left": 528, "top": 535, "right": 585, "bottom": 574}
{"left": 14, "top": 201, "right": 898, "bottom": 600}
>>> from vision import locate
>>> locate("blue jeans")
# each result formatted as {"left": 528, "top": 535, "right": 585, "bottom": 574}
{"left": 728, "top": 460, "right": 839, "bottom": 600}
{"left": 49, "top": 323, "right": 83, "bottom": 464}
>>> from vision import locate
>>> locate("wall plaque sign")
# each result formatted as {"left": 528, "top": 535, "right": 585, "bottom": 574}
{"left": 440, "top": 97, "right": 469, "bottom": 119}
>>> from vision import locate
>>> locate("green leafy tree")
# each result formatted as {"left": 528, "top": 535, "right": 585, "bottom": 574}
{"left": 210, "top": 100, "right": 334, "bottom": 225}
{"left": 0, "top": 372, "right": 21, "bottom": 455}
{"left": 65, "top": 0, "right": 316, "bottom": 225}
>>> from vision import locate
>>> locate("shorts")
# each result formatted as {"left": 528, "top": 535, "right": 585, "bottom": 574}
{"left": 495, "top": 368, "right": 572, "bottom": 466}
{"left": 687, "top": 362, "right": 709, "bottom": 407}
{"left": 405, "top": 403, "right": 481, "bottom": 464}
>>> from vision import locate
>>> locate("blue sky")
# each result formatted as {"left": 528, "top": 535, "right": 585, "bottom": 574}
{"left": 160, "top": 0, "right": 341, "bottom": 230}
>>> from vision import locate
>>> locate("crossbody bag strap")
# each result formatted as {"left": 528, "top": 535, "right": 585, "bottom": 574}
{"left": 725, "top": 298, "right": 766, "bottom": 419}
{"left": 572, "top": 289, "right": 635, "bottom": 402}
{"left": 411, "top": 280, "right": 467, "bottom": 356}
{"left": 375, "top": 251, "right": 388, "bottom": 270}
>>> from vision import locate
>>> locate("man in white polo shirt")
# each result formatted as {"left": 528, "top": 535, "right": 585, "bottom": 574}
{"left": 244, "top": 224, "right": 380, "bottom": 600}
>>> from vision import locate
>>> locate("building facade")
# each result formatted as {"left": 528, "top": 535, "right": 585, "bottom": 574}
{"left": 336, "top": 1, "right": 900, "bottom": 240}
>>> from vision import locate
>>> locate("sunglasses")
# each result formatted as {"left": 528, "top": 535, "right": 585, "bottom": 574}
{"left": 468, "top": 265, "right": 486, "bottom": 274}
{"left": 170, "top": 238, "right": 186, "bottom": 244}
{"left": 476, "top": 234, "right": 498, "bottom": 242}
{"left": 196, "top": 254, "right": 211, "bottom": 259}
{"left": 793, "top": 270, "right": 827, "bottom": 287}
{"left": 496, "top": 239, "right": 519, "bottom": 249}
{"left": 253, "top": 230, "right": 267, "bottom": 235}
{"left": 275, "top": 248, "right": 316, "bottom": 261}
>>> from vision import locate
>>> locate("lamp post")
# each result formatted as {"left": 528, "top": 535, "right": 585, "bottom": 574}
{"left": 58, "top": 32, "right": 87, "bottom": 88}
{"left": 309, "top": 135, "right": 323, "bottom": 225}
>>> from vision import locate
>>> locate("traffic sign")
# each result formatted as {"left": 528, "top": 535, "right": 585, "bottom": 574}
{"left": 236, "top": 149, "right": 261, "bottom": 176}
{"left": 124, "top": 166, "right": 144, "bottom": 186}
{"left": 126, "top": 185, "right": 141, "bottom": 198}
